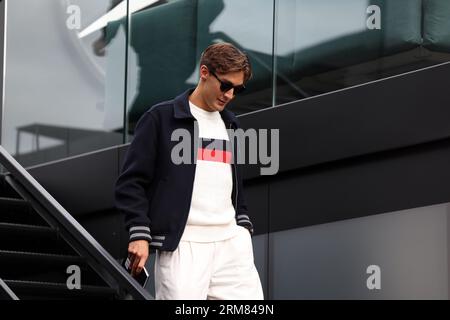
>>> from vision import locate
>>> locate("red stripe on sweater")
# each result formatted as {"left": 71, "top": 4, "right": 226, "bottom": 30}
{"left": 197, "top": 148, "right": 232, "bottom": 164}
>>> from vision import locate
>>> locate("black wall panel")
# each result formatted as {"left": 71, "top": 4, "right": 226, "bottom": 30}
{"left": 27, "top": 147, "right": 119, "bottom": 216}
{"left": 240, "top": 62, "right": 450, "bottom": 179}
{"left": 269, "top": 138, "right": 450, "bottom": 232}
{"left": 244, "top": 182, "right": 269, "bottom": 235}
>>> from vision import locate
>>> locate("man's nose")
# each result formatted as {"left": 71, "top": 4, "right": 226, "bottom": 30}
{"left": 224, "top": 88, "right": 234, "bottom": 100}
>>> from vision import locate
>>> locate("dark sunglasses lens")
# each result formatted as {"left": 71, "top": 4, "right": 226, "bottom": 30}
{"left": 234, "top": 86, "right": 245, "bottom": 95}
{"left": 220, "top": 82, "right": 246, "bottom": 95}
{"left": 220, "top": 82, "right": 233, "bottom": 92}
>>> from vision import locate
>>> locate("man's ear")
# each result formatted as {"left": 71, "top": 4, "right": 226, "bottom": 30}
{"left": 199, "top": 65, "right": 209, "bottom": 81}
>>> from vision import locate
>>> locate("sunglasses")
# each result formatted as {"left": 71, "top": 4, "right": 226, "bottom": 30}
{"left": 210, "top": 71, "right": 246, "bottom": 95}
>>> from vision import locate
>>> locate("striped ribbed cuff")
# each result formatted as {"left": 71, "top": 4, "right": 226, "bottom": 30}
{"left": 129, "top": 225, "right": 152, "bottom": 243}
{"left": 236, "top": 214, "right": 254, "bottom": 235}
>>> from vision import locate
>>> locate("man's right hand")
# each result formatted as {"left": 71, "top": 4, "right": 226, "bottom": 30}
{"left": 128, "top": 240, "right": 149, "bottom": 277}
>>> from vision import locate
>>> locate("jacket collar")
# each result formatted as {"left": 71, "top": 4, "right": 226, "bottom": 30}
{"left": 173, "top": 88, "right": 239, "bottom": 127}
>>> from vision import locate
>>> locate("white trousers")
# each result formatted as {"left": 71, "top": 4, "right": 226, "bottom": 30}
{"left": 154, "top": 226, "right": 264, "bottom": 300}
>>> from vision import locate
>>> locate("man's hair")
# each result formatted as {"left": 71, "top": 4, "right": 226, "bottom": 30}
{"left": 200, "top": 43, "right": 252, "bottom": 83}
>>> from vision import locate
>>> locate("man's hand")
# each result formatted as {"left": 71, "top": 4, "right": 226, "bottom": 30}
{"left": 128, "top": 240, "right": 149, "bottom": 277}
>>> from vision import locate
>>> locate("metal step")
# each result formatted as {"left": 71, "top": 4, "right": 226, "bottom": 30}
{"left": 0, "top": 197, "right": 46, "bottom": 226}
{"left": 0, "top": 222, "right": 74, "bottom": 254}
{"left": 3, "top": 279, "right": 117, "bottom": 300}
{"left": 0, "top": 250, "right": 106, "bottom": 286}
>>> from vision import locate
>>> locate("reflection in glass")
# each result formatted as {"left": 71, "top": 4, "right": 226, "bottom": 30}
{"left": 3, "top": 0, "right": 449, "bottom": 165}
{"left": 123, "top": 0, "right": 274, "bottom": 136}
{"left": 274, "top": 0, "right": 450, "bottom": 105}
{"left": 2, "top": 0, "right": 128, "bottom": 167}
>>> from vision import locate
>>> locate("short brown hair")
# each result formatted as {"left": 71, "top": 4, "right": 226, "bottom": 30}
{"left": 200, "top": 43, "right": 252, "bottom": 83}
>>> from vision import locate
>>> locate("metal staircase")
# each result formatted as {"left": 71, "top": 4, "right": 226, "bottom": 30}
{"left": 0, "top": 146, "right": 151, "bottom": 300}
{"left": 0, "top": 195, "right": 116, "bottom": 299}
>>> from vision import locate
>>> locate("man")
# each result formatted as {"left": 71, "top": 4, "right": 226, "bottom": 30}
{"left": 114, "top": 43, "right": 263, "bottom": 300}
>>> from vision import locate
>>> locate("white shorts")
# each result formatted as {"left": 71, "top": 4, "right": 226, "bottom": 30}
{"left": 154, "top": 226, "right": 264, "bottom": 300}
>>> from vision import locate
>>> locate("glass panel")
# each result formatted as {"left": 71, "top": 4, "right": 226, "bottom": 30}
{"left": 2, "top": 0, "right": 128, "bottom": 167}
{"left": 0, "top": 1, "right": 5, "bottom": 175}
{"left": 274, "top": 0, "right": 450, "bottom": 105}
{"left": 196, "top": 0, "right": 275, "bottom": 116}
{"left": 126, "top": 0, "right": 274, "bottom": 135}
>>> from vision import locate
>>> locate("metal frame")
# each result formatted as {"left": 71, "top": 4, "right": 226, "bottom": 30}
{"left": 0, "top": 0, "right": 7, "bottom": 169}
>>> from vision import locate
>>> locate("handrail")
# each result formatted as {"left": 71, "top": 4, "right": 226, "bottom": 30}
{"left": 0, "top": 278, "right": 19, "bottom": 300}
{"left": 0, "top": 145, "right": 152, "bottom": 300}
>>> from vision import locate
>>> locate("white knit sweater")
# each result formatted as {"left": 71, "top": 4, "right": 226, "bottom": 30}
{"left": 180, "top": 101, "right": 240, "bottom": 242}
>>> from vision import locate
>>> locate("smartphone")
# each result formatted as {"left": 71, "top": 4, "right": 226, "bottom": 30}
{"left": 122, "top": 256, "right": 149, "bottom": 288}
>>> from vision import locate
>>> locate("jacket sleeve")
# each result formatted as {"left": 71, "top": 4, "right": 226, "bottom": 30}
{"left": 114, "top": 111, "right": 158, "bottom": 243}
{"left": 236, "top": 163, "right": 254, "bottom": 235}
{"left": 234, "top": 119, "right": 255, "bottom": 235}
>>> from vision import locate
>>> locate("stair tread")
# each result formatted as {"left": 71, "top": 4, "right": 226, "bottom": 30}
{"left": 4, "top": 279, "right": 117, "bottom": 298}
{"left": 0, "top": 196, "right": 28, "bottom": 204}
{"left": 0, "top": 196, "right": 45, "bottom": 226}
{"left": 0, "top": 198, "right": 29, "bottom": 209}
{"left": 0, "top": 248, "right": 107, "bottom": 286}
{"left": 0, "top": 249, "right": 82, "bottom": 262}
{"left": 0, "top": 223, "right": 74, "bottom": 255}
{"left": 5, "top": 279, "right": 115, "bottom": 291}
{"left": 0, "top": 222, "right": 53, "bottom": 231}
{"left": 0, "top": 196, "right": 27, "bottom": 202}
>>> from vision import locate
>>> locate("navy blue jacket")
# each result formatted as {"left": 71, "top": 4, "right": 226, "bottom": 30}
{"left": 114, "top": 89, "right": 254, "bottom": 251}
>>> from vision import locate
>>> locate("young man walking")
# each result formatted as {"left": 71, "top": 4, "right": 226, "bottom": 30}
{"left": 115, "top": 43, "right": 263, "bottom": 300}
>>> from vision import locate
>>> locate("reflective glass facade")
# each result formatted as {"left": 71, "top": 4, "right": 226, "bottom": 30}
{"left": 2, "top": 0, "right": 450, "bottom": 165}
{"left": 1, "top": 1, "right": 450, "bottom": 301}
{"left": 2, "top": 0, "right": 127, "bottom": 166}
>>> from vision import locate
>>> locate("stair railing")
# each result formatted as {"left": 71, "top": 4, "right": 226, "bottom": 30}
{"left": 0, "top": 145, "right": 151, "bottom": 300}
{"left": 0, "top": 278, "right": 19, "bottom": 300}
